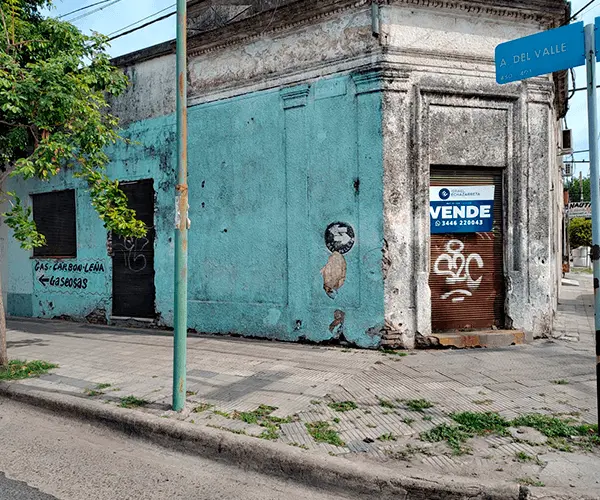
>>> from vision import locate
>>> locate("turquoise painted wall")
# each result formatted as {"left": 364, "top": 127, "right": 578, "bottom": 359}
{"left": 5, "top": 71, "right": 385, "bottom": 347}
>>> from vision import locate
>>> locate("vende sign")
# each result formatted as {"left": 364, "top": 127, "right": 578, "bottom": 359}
{"left": 430, "top": 186, "right": 495, "bottom": 234}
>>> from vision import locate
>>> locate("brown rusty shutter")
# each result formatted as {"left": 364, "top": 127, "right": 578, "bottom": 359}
{"left": 32, "top": 189, "right": 77, "bottom": 258}
{"left": 429, "top": 169, "right": 504, "bottom": 331}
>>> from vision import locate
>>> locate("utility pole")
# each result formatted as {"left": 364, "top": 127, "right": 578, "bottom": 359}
{"left": 173, "top": 0, "right": 188, "bottom": 412}
{"left": 580, "top": 170, "right": 584, "bottom": 202}
{"left": 584, "top": 23, "right": 600, "bottom": 438}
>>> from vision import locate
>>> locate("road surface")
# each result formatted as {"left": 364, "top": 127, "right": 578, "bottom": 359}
{"left": 0, "top": 398, "right": 352, "bottom": 500}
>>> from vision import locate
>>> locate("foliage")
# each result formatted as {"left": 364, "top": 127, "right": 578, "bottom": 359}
{"left": 119, "top": 395, "right": 148, "bottom": 408}
{"left": 0, "top": 359, "right": 57, "bottom": 380}
{"left": 569, "top": 218, "right": 592, "bottom": 248}
{"left": 566, "top": 176, "right": 591, "bottom": 203}
{"left": 0, "top": 0, "right": 145, "bottom": 250}
{"left": 305, "top": 421, "right": 345, "bottom": 447}
{"left": 403, "top": 399, "right": 434, "bottom": 412}
{"left": 328, "top": 401, "right": 358, "bottom": 412}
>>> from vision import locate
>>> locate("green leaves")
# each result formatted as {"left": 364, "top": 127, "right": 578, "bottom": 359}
{"left": 569, "top": 217, "right": 592, "bottom": 249}
{"left": 0, "top": 0, "right": 142, "bottom": 245}
{"left": 2, "top": 193, "right": 46, "bottom": 249}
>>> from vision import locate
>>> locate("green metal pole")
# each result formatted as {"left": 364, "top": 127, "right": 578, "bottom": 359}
{"left": 173, "top": 0, "right": 188, "bottom": 412}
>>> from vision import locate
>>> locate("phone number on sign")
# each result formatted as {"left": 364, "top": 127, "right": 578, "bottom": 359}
{"left": 435, "top": 220, "right": 485, "bottom": 227}
{"left": 49, "top": 277, "right": 89, "bottom": 289}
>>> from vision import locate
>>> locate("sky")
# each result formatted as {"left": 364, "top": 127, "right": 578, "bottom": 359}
{"left": 45, "top": 0, "right": 176, "bottom": 57}
{"left": 45, "top": 0, "right": 597, "bottom": 179}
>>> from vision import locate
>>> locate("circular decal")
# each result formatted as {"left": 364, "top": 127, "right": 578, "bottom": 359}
{"left": 325, "top": 222, "right": 355, "bottom": 254}
{"left": 439, "top": 188, "right": 451, "bottom": 200}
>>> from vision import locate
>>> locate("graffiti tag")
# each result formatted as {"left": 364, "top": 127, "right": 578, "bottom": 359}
{"left": 114, "top": 236, "right": 149, "bottom": 273}
{"left": 433, "top": 240, "right": 483, "bottom": 303}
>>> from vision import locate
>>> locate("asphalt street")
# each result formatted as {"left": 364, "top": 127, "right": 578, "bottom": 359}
{"left": 0, "top": 398, "right": 352, "bottom": 500}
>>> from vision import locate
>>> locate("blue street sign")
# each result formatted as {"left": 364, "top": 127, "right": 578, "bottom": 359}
{"left": 495, "top": 22, "right": 584, "bottom": 84}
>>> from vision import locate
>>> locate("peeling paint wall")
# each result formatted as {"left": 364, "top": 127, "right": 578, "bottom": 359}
{"left": 379, "top": 4, "right": 562, "bottom": 347}
{"left": 2, "top": 0, "right": 564, "bottom": 347}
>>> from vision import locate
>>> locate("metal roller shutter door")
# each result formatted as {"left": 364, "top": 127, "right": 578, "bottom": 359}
{"left": 429, "top": 169, "right": 504, "bottom": 331}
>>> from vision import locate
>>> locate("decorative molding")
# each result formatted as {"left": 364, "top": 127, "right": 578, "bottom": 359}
{"left": 280, "top": 84, "right": 310, "bottom": 109}
{"left": 352, "top": 69, "right": 384, "bottom": 95}
{"left": 388, "top": 0, "right": 567, "bottom": 28}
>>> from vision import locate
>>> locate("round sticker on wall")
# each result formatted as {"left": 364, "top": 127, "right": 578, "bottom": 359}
{"left": 325, "top": 222, "right": 355, "bottom": 254}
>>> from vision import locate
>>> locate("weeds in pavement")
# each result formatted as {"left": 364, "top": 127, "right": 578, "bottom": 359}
{"left": 421, "top": 411, "right": 599, "bottom": 455}
{"left": 402, "top": 418, "right": 415, "bottom": 426}
{"left": 0, "top": 360, "right": 58, "bottom": 381}
{"left": 421, "top": 424, "right": 472, "bottom": 455}
{"left": 96, "top": 383, "right": 111, "bottom": 390}
{"left": 288, "top": 442, "right": 309, "bottom": 450}
{"left": 305, "top": 421, "right": 345, "bottom": 447}
{"left": 377, "top": 432, "right": 397, "bottom": 442}
{"left": 328, "top": 401, "right": 358, "bottom": 412}
{"left": 229, "top": 405, "right": 294, "bottom": 441}
{"left": 84, "top": 388, "right": 103, "bottom": 397}
{"left": 310, "top": 400, "right": 321, "bottom": 405}
{"left": 387, "top": 444, "right": 432, "bottom": 461}
{"left": 515, "top": 451, "right": 533, "bottom": 462}
{"left": 516, "top": 477, "right": 544, "bottom": 487}
{"left": 333, "top": 417, "right": 341, "bottom": 424}
{"left": 381, "top": 349, "right": 408, "bottom": 357}
{"left": 192, "top": 402, "right": 214, "bottom": 413}
{"left": 366, "top": 423, "right": 377, "bottom": 428}
{"left": 186, "top": 391, "right": 197, "bottom": 397}
{"left": 552, "top": 379, "right": 569, "bottom": 385}
{"left": 206, "top": 424, "right": 247, "bottom": 436}
{"left": 402, "top": 399, "right": 434, "bottom": 412}
{"left": 214, "top": 410, "right": 231, "bottom": 418}
{"left": 472, "top": 399, "right": 494, "bottom": 406}
{"left": 119, "top": 396, "right": 149, "bottom": 408}
{"left": 378, "top": 398, "right": 396, "bottom": 409}
{"left": 422, "top": 415, "right": 432, "bottom": 422}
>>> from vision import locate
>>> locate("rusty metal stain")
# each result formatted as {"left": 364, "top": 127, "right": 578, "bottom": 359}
{"left": 328, "top": 309, "right": 345, "bottom": 334}
{"left": 178, "top": 377, "right": 184, "bottom": 393}
{"left": 321, "top": 251, "right": 346, "bottom": 298}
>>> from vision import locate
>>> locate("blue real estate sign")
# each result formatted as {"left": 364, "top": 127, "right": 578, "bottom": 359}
{"left": 430, "top": 186, "right": 495, "bottom": 234}
{"left": 495, "top": 21, "right": 585, "bottom": 84}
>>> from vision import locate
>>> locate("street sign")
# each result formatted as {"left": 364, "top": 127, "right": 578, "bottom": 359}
{"left": 495, "top": 22, "right": 584, "bottom": 84}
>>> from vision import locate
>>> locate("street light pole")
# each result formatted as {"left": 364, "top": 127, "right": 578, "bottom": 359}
{"left": 584, "top": 23, "right": 600, "bottom": 437}
{"left": 173, "top": 0, "right": 188, "bottom": 412}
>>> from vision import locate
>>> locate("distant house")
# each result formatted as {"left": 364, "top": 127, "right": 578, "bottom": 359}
{"left": 1, "top": 0, "right": 569, "bottom": 347}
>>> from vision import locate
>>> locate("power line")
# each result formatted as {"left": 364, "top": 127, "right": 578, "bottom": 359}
{"left": 569, "top": 0, "right": 598, "bottom": 21}
{"left": 69, "top": 0, "right": 124, "bottom": 23}
{"left": 107, "top": 10, "right": 176, "bottom": 42}
{"left": 107, "top": 4, "right": 175, "bottom": 37}
{"left": 57, "top": 0, "right": 113, "bottom": 19}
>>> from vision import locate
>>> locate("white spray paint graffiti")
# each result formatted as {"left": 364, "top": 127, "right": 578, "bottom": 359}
{"left": 433, "top": 240, "right": 484, "bottom": 303}
{"left": 114, "top": 236, "right": 149, "bottom": 272}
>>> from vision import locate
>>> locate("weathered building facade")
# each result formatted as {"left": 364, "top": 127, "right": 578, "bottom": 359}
{"left": 1, "top": 0, "right": 568, "bottom": 348}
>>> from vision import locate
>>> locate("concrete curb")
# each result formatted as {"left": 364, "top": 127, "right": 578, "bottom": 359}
{"left": 0, "top": 381, "right": 588, "bottom": 500}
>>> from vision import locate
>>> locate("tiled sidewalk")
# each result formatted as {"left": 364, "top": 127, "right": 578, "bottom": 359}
{"left": 2, "top": 274, "right": 599, "bottom": 491}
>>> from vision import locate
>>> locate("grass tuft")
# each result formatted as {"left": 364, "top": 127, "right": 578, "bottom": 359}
{"left": 551, "top": 379, "right": 569, "bottom": 385}
{"left": 0, "top": 360, "right": 58, "bottom": 381}
{"left": 328, "top": 401, "right": 358, "bottom": 412}
{"left": 420, "top": 424, "right": 472, "bottom": 455}
{"left": 378, "top": 398, "right": 396, "bottom": 409}
{"left": 377, "top": 432, "right": 397, "bottom": 442}
{"left": 192, "top": 402, "right": 214, "bottom": 413}
{"left": 305, "top": 421, "right": 345, "bottom": 447}
{"left": 403, "top": 399, "right": 434, "bottom": 412}
{"left": 119, "top": 396, "right": 149, "bottom": 408}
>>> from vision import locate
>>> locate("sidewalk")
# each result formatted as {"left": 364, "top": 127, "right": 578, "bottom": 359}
{"left": 1, "top": 274, "right": 598, "bottom": 498}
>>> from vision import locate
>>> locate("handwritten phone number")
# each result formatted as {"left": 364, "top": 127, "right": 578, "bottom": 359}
{"left": 49, "top": 277, "right": 89, "bottom": 289}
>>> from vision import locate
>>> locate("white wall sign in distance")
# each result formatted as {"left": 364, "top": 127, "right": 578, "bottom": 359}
{"left": 495, "top": 22, "right": 585, "bottom": 84}
{"left": 430, "top": 186, "right": 495, "bottom": 234}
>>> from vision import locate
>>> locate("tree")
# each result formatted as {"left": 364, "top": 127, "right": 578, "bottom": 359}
{"left": 0, "top": 0, "right": 145, "bottom": 367}
{"left": 569, "top": 217, "right": 592, "bottom": 249}
{"left": 566, "top": 176, "right": 591, "bottom": 203}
